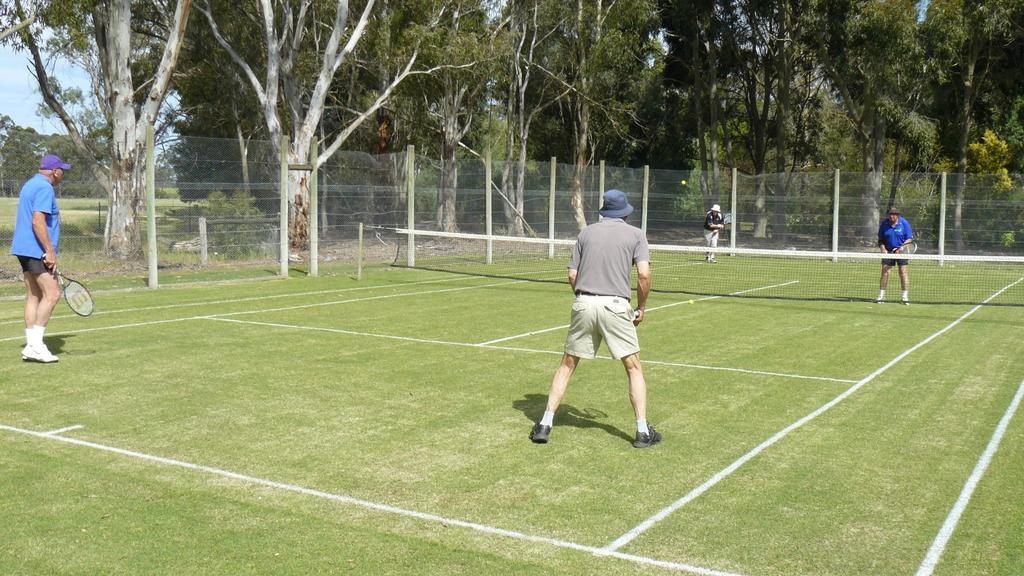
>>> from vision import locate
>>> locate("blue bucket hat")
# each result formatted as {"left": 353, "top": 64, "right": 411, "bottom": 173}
{"left": 599, "top": 189, "right": 634, "bottom": 219}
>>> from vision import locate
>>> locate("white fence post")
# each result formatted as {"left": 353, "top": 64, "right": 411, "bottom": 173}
{"left": 407, "top": 144, "right": 416, "bottom": 267}
{"left": 279, "top": 136, "right": 289, "bottom": 278}
{"left": 485, "top": 149, "right": 493, "bottom": 265}
{"left": 939, "top": 172, "right": 947, "bottom": 266}
{"left": 145, "top": 125, "right": 158, "bottom": 289}
{"left": 831, "top": 169, "right": 840, "bottom": 262}
{"left": 641, "top": 165, "right": 649, "bottom": 235}
{"left": 198, "top": 217, "right": 208, "bottom": 266}
{"left": 549, "top": 157, "right": 556, "bottom": 258}
{"left": 308, "top": 137, "right": 318, "bottom": 277}
{"left": 730, "top": 168, "right": 737, "bottom": 254}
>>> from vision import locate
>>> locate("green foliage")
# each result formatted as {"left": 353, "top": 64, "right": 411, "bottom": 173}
{"left": 968, "top": 129, "right": 1014, "bottom": 194}
{"left": 181, "top": 190, "right": 273, "bottom": 258}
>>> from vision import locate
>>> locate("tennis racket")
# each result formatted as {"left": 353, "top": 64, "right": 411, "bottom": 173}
{"left": 892, "top": 242, "right": 917, "bottom": 255}
{"left": 55, "top": 269, "right": 95, "bottom": 316}
{"left": 723, "top": 212, "right": 733, "bottom": 225}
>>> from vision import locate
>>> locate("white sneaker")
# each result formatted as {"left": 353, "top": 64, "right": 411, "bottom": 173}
{"left": 22, "top": 344, "right": 58, "bottom": 363}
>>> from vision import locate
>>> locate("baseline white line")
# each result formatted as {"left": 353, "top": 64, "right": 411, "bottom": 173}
{"left": 41, "top": 424, "right": 84, "bottom": 436}
{"left": 476, "top": 281, "right": 799, "bottom": 347}
{"left": 206, "top": 318, "right": 852, "bottom": 384}
{"left": 604, "top": 277, "right": 1024, "bottom": 552}
{"left": 0, "top": 274, "right": 492, "bottom": 326}
{"left": 914, "top": 376, "right": 1024, "bottom": 576}
{"left": 0, "top": 423, "right": 746, "bottom": 576}
{"left": 0, "top": 279, "right": 528, "bottom": 343}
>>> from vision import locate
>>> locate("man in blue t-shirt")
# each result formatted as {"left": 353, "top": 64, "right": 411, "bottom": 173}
{"left": 10, "top": 154, "right": 70, "bottom": 363}
{"left": 876, "top": 206, "right": 913, "bottom": 305}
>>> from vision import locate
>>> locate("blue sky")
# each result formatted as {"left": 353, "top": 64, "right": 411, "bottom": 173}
{"left": 0, "top": 43, "right": 86, "bottom": 134}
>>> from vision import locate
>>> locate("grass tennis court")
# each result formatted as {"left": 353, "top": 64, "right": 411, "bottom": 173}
{"left": 2, "top": 264, "right": 1023, "bottom": 575}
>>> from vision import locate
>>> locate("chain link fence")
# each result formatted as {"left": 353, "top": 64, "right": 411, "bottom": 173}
{"left": 2, "top": 135, "right": 1023, "bottom": 286}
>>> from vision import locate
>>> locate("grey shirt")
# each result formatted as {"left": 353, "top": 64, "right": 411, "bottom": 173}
{"left": 568, "top": 217, "right": 650, "bottom": 299}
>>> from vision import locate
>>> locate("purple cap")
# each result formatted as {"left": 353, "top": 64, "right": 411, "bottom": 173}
{"left": 40, "top": 154, "right": 71, "bottom": 171}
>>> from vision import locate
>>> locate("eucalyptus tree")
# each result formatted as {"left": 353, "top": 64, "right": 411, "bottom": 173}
{"left": 809, "top": 0, "right": 922, "bottom": 239}
{"left": 923, "top": 0, "right": 1021, "bottom": 250}
{"left": 8, "top": 0, "right": 192, "bottom": 258}
{"left": 199, "top": 0, "right": 441, "bottom": 246}
{"left": 409, "top": 0, "right": 501, "bottom": 232}
{"left": 550, "top": 0, "right": 659, "bottom": 230}
{"left": 496, "top": 0, "right": 567, "bottom": 236}
{"left": 661, "top": 0, "right": 727, "bottom": 208}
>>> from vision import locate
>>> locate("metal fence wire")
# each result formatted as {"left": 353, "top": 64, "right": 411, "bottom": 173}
{"left": 2, "top": 135, "right": 1023, "bottom": 283}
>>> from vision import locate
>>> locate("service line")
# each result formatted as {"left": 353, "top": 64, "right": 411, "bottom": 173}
{"left": 603, "top": 277, "right": 1024, "bottom": 552}
{"left": 0, "top": 422, "right": 746, "bottom": 576}
{"left": 476, "top": 280, "right": 800, "bottom": 346}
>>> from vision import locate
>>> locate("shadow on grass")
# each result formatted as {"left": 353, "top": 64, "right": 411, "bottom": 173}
{"left": 513, "top": 393, "right": 632, "bottom": 443}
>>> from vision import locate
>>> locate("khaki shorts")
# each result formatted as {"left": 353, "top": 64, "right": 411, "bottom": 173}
{"left": 564, "top": 295, "right": 640, "bottom": 359}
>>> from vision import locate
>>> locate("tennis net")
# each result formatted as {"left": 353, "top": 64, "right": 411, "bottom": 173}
{"left": 382, "top": 228, "right": 1024, "bottom": 306}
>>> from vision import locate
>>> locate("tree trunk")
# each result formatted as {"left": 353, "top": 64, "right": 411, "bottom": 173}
{"left": 861, "top": 110, "right": 885, "bottom": 241}
{"left": 772, "top": 2, "right": 791, "bottom": 242}
{"left": 98, "top": 0, "right": 141, "bottom": 258}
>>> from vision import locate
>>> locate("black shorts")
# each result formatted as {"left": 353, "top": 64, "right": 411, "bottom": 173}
{"left": 881, "top": 258, "right": 908, "bottom": 267}
{"left": 16, "top": 255, "right": 49, "bottom": 274}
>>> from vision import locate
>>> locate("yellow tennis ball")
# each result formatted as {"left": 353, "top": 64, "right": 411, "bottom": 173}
{"left": 689, "top": 299, "right": 695, "bottom": 304}
{"left": 680, "top": 179, "right": 687, "bottom": 185}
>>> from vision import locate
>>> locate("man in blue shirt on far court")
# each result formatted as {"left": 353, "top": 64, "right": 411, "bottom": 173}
{"left": 876, "top": 206, "right": 913, "bottom": 305}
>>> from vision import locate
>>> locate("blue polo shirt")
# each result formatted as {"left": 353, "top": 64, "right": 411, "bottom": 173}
{"left": 10, "top": 174, "right": 60, "bottom": 258}
{"left": 878, "top": 215, "right": 912, "bottom": 251}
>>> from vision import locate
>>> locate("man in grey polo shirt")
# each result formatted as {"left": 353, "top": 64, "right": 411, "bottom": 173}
{"left": 529, "top": 189, "right": 660, "bottom": 448}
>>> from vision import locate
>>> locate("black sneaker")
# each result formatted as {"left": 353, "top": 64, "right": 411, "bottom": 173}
{"left": 901, "top": 300, "right": 910, "bottom": 305}
{"left": 529, "top": 423, "right": 551, "bottom": 444}
{"left": 632, "top": 426, "right": 662, "bottom": 448}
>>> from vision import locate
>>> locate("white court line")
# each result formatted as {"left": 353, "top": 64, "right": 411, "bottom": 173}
{"left": 914, "top": 376, "right": 1024, "bottom": 576}
{"left": 603, "top": 277, "right": 1024, "bottom": 552}
{"left": 0, "top": 274, "right": 485, "bottom": 326}
{"left": 643, "top": 359, "right": 857, "bottom": 384}
{"left": 205, "top": 318, "right": 850, "bottom": 384}
{"left": 0, "top": 422, "right": 746, "bottom": 576}
{"left": 41, "top": 424, "right": 84, "bottom": 436}
{"left": 476, "top": 280, "right": 799, "bottom": 346}
{"left": 0, "top": 279, "right": 527, "bottom": 343}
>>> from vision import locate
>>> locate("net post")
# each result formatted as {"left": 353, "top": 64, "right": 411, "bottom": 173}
{"left": 548, "top": 156, "right": 556, "bottom": 258}
{"left": 357, "top": 222, "right": 363, "bottom": 280}
{"left": 279, "top": 135, "right": 289, "bottom": 278}
{"left": 641, "top": 165, "right": 649, "bottom": 234}
{"left": 309, "top": 137, "right": 319, "bottom": 277}
{"left": 485, "top": 149, "right": 493, "bottom": 264}
{"left": 831, "top": 168, "right": 840, "bottom": 262}
{"left": 406, "top": 144, "right": 416, "bottom": 267}
{"left": 730, "top": 167, "right": 737, "bottom": 255}
{"left": 199, "top": 217, "right": 208, "bottom": 266}
{"left": 145, "top": 125, "right": 158, "bottom": 289}
{"left": 939, "top": 172, "right": 947, "bottom": 267}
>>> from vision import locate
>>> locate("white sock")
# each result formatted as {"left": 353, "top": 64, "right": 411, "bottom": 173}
{"left": 901, "top": 291, "right": 908, "bottom": 301}
{"left": 539, "top": 410, "right": 555, "bottom": 427}
{"left": 637, "top": 420, "right": 649, "bottom": 435}
{"left": 32, "top": 325, "right": 46, "bottom": 348}
{"left": 877, "top": 290, "right": 885, "bottom": 301}
{"left": 25, "top": 328, "right": 34, "bottom": 347}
